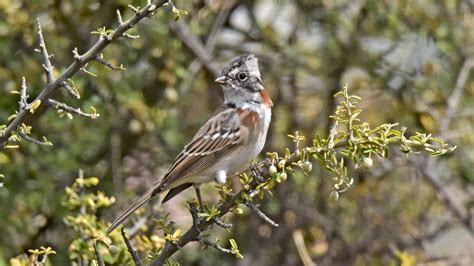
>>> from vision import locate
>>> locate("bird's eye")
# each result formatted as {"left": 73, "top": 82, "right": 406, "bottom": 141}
{"left": 237, "top": 72, "right": 247, "bottom": 81}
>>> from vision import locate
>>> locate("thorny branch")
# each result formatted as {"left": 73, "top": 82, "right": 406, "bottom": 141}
{"left": 36, "top": 18, "right": 54, "bottom": 84}
{"left": 0, "top": 0, "right": 169, "bottom": 147}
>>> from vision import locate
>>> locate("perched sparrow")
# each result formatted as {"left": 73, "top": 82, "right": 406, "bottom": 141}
{"left": 107, "top": 54, "right": 273, "bottom": 233}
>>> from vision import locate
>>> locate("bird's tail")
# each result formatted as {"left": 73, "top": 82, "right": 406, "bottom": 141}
{"left": 107, "top": 187, "right": 160, "bottom": 234}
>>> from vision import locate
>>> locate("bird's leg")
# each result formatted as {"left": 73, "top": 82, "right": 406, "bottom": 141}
{"left": 194, "top": 184, "right": 204, "bottom": 210}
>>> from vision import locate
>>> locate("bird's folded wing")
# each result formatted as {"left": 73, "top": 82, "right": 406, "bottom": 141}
{"left": 158, "top": 106, "right": 245, "bottom": 189}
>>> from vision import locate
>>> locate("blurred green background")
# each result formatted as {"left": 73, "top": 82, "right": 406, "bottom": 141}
{"left": 0, "top": 0, "right": 473, "bottom": 265}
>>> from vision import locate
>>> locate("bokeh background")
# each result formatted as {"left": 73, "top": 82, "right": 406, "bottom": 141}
{"left": 1, "top": 0, "right": 473, "bottom": 265}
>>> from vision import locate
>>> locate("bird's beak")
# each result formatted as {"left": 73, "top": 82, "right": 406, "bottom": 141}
{"left": 214, "top": 76, "right": 227, "bottom": 84}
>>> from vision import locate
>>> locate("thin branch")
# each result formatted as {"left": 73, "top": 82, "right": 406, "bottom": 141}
{"left": 213, "top": 217, "right": 232, "bottom": 229}
{"left": 122, "top": 33, "right": 140, "bottom": 39}
{"left": 61, "top": 81, "right": 80, "bottom": 99}
{"left": 128, "top": 4, "right": 140, "bottom": 14}
{"left": 197, "top": 237, "right": 233, "bottom": 255}
{"left": 80, "top": 63, "right": 98, "bottom": 77}
{"left": 0, "top": 0, "right": 168, "bottom": 148}
{"left": 36, "top": 18, "right": 54, "bottom": 84}
{"left": 245, "top": 202, "right": 279, "bottom": 227}
{"left": 48, "top": 99, "right": 100, "bottom": 119}
{"left": 92, "top": 241, "right": 104, "bottom": 266}
{"left": 18, "top": 131, "right": 52, "bottom": 146}
{"left": 121, "top": 228, "right": 144, "bottom": 266}
{"left": 93, "top": 54, "right": 125, "bottom": 70}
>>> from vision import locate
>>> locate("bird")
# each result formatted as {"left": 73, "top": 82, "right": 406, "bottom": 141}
{"left": 107, "top": 54, "right": 273, "bottom": 234}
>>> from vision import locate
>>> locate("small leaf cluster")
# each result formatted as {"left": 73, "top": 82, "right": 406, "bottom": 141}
{"left": 61, "top": 174, "right": 165, "bottom": 264}
{"left": 229, "top": 239, "right": 243, "bottom": 259}
{"left": 62, "top": 174, "right": 127, "bottom": 264}
{"left": 9, "top": 246, "right": 56, "bottom": 266}
{"left": 198, "top": 205, "right": 221, "bottom": 222}
{"left": 165, "top": 1, "right": 189, "bottom": 21}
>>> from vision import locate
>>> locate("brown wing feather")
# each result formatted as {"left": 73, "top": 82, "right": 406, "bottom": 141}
{"left": 107, "top": 105, "right": 244, "bottom": 234}
{"left": 158, "top": 105, "right": 242, "bottom": 189}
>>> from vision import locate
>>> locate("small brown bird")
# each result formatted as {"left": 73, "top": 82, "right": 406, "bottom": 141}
{"left": 107, "top": 54, "right": 273, "bottom": 233}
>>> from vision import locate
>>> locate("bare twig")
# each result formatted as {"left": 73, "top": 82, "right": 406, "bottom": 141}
{"left": 93, "top": 54, "right": 125, "bottom": 70}
{"left": 80, "top": 63, "right": 98, "bottom": 77}
{"left": 36, "top": 19, "right": 54, "bottom": 84}
{"left": 121, "top": 228, "right": 144, "bottom": 266}
{"left": 213, "top": 217, "right": 232, "bottom": 229}
{"left": 122, "top": 33, "right": 140, "bottom": 39}
{"left": 128, "top": 4, "right": 140, "bottom": 14}
{"left": 48, "top": 99, "right": 100, "bottom": 119}
{"left": 197, "top": 237, "right": 233, "bottom": 254}
{"left": 61, "top": 81, "right": 80, "bottom": 99}
{"left": 0, "top": 0, "right": 168, "bottom": 147}
{"left": 245, "top": 202, "right": 279, "bottom": 227}
{"left": 92, "top": 241, "right": 105, "bottom": 266}
{"left": 18, "top": 131, "right": 52, "bottom": 146}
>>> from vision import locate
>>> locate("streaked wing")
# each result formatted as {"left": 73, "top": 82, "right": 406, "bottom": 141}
{"left": 158, "top": 105, "right": 244, "bottom": 189}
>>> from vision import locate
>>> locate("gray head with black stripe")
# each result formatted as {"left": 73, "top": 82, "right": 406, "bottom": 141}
{"left": 215, "top": 54, "right": 266, "bottom": 107}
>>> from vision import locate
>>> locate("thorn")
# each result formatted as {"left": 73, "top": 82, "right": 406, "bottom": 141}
{"left": 73, "top": 47, "right": 82, "bottom": 61}
{"left": 116, "top": 9, "right": 123, "bottom": 24}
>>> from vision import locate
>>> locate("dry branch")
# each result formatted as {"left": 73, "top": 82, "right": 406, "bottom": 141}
{"left": 0, "top": 0, "right": 169, "bottom": 147}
